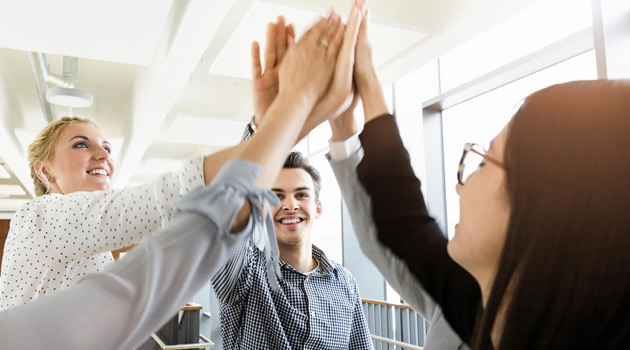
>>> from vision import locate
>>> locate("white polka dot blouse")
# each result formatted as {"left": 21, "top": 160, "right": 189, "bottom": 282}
{"left": 0, "top": 157, "right": 205, "bottom": 311}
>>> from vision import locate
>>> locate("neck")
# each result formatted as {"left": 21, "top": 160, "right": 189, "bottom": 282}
{"left": 475, "top": 267, "right": 498, "bottom": 307}
{"left": 279, "top": 242, "right": 316, "bottom": 273}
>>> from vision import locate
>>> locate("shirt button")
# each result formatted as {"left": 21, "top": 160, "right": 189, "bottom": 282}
{"left": 311, "top": 311, "right": 316, "bottom": 317}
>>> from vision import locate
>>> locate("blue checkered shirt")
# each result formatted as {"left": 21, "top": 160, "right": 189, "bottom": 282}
{"left": 212, "top": 240, "right": 373, "bottom": 350}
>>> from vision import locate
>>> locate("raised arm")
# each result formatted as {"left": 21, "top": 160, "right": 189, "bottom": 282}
{"left": 0, "top": 10, "right": 359, "bottom": 349}
{"left": 351, "top": 0, "right": 480, "bottom": 342}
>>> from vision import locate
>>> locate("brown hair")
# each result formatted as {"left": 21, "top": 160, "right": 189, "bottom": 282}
{"left": 28, "top": 116, "right": 98, "bottom": 196}
{"left": 283, "top": 151, "right": 322, "bottom": 201}
{"left": 474, "top": 80, "right": 630, "bottom": 349}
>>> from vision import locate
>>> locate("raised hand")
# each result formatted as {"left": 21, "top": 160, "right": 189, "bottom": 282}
{"left": 353, "top": 0, "right": 375, "bottom": 88}
{"left": 352, "top": 0, "right": 388, "bottom": 122}
{"left": 299, "top": 2, "right": 364, "bottom": 136}
{"left": 251, "top": 17, "right": 295, "bottom": 125}
{"left": 329, "top": 92, "right": 361, "bottom": 141}
{"left": 278, "top": 12, "right": 345, "bottom": 110}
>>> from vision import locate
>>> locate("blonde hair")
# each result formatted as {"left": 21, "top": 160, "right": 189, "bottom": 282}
{"left": 28, "top": 116, "right": 99, "bottom": 196}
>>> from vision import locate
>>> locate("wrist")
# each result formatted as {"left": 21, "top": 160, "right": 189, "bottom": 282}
{"left": 355, "top": 67, "right": 379, "bottom": 92}
{"left": 356, "top": 75, "right": 389, "bottom": 123}
{"left": 330, "top": 116, "right": 359, "bottom": 141}
{"left": 277, "top": 90, "right": 317, "bottom": 113}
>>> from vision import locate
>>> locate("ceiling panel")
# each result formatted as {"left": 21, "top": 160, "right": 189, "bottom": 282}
{"left": 209, "top": 0, "right": 427, "bottom": 79}
{"left": 166, "top": 114, "right": 247, "bottom": 147}
{"left": 0, "top": 0, "right": 173, "bottom": 65}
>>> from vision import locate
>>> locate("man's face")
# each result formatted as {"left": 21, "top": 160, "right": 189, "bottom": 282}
{"left": 272, "top": 168, "right": 322, "bottom": 247}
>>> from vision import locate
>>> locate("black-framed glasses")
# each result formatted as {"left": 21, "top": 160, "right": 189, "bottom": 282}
{"left": 457, "top": 142, "right": 504, "bottom": 185}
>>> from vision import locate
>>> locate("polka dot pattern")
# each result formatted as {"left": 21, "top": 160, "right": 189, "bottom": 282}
{"left": 0, "top": 157, "right": 205, "bottom": 310}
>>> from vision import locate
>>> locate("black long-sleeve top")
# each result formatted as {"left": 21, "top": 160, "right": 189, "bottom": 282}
{"left": 356, "top": 114, "right": 482, "bottom": 343}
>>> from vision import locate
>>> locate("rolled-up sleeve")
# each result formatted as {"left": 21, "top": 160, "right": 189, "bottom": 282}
{"left": 0, "top": 159, "right": 275, "bottom": 350}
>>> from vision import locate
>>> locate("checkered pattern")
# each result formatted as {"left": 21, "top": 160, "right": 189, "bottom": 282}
{"left": 212, "top": 242, "right": 373, "bottom": 350}
{"left": 241, "top": 123, "right": 254, "bottom": 141}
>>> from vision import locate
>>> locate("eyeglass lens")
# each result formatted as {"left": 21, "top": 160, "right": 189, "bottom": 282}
{"left": 460, "top": 145, "right": 485, "bottom": 184}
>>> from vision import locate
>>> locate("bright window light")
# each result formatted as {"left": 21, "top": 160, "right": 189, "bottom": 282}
{"left": 309, "top": 153, "right": 343, "bottom": 263}
{"left": 441, "top": 50, "right": 597, "bottom": 238}
{"left": 439, "top": 0, "right": 593, "bottom": 91}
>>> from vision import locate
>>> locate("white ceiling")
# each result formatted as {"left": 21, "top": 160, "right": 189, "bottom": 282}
{"left": 0, "top": 0, "right": 542, "bottom": 216}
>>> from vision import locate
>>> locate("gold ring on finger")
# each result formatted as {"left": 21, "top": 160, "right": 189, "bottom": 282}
{"left": 319, "top": 39, "right": 329, "bottom": 49}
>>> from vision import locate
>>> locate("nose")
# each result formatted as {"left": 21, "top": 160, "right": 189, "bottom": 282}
{"left": 282, "top": 197, "right": 299, "bottom": 212}
{"left": 93, "top": 144, "right": 111, "bottom": 161}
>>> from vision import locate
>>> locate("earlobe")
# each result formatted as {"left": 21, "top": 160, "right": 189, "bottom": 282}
{"left": 315, "top": 201, "right": 323, "bottom": 218}
{"left": 34, "top": 161, "right": 51, "bottom": 182}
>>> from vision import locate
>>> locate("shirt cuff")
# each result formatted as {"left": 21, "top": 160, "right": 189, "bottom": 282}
{"left": 328, "top": 134, "right": 361, "bottom": 161}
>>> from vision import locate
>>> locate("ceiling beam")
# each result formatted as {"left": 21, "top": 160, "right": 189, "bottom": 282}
{"left": 116, "top": 0, "right": 256, "bottom": 185}
{"left": 0, "top": 69, "right": 36, "bottom": 197}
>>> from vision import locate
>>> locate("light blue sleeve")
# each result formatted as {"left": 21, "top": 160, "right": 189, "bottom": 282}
{"left": 0, "top": 159, "right": 276, "bottom": 350}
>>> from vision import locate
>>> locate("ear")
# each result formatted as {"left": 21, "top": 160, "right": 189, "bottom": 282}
{"left": 33, "top": 160, "right": 50, "bottom": 182}
{"left": 314, "top": 200, "right": 323, "bottom": 219}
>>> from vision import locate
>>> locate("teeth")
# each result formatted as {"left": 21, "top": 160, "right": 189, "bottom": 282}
{"left": 281, "top": 218, "right": 302, "bottom": 224}
{"left": 88, "top": 169, "right": 108, "bottom": 176}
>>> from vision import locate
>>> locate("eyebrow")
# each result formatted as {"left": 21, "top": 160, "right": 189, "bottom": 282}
{"left": 69, "top": 135, "right": 111, "bottom": 146}
{"left": 271, "top": 187, "right": 312, "bottom": 193}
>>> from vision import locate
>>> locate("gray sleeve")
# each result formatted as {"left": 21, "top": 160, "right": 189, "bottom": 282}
{"left": 329, "top": 151, "right": 467, "bottom": 350}
{"left": 329, "top": 150, "right": 438, "bottom": 318}
{"left": 0, "top": 159, "right": 267, "bottom": 350}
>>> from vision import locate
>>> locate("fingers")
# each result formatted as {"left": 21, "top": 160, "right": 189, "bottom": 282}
{"left": 251, "top": 41, "right": 262, "bottom": 80}
{"left": 356, "top": 0, "right": 368, "bottom": 18}
{"left": 264, "top": 22, "right": 277, "bottom": 71}
{"left": 301, "top": 12, "right": 334, "bottom": 44}
{"left": 357, "top": 9, "right": 369, "bottom": 48}
{"left": 308, "top": 12, "right": 339, "bottom": 60}
{"left": 328, "top": 5, "right": 361, "bottom": 60}
{"left": 287, "top": 23, "right": 295, "bottom": 43}
{"left": 275, "top": 16, "right": 287, "bottom": 64}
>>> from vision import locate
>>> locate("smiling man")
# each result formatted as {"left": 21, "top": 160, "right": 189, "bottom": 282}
{"left": 212, "top": 151, "right": 373, "bottom": 350}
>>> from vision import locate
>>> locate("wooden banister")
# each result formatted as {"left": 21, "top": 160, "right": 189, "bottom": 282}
{"left": 361, "top": 297, "right": 413, "bottom": 310}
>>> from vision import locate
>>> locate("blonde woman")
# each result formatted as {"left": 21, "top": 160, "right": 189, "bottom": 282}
{"left": 0, "top": 115, "right": 215, "bottom": 310}
{"left": 0, "top": 11, "right": 356, "bottom": 348}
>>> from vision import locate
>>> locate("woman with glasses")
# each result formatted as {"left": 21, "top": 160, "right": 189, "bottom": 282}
{"left": 337, "top": 1, "right": 630, "bottom": 349}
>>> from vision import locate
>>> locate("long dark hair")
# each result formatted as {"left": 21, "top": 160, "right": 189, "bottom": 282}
{"left": 474, "top": 80, "right": 630, "bottom": 349}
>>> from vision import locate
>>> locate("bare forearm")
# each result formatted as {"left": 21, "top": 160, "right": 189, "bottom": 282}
{"left": 357, "top": 70, "right": 389, "bottom": 123}
{"left": 237, "top": 92, "right": 314, "bottom": 188}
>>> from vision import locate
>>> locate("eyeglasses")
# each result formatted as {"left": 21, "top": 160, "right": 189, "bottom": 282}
{"left": 457, "top": 142, "right": 504, "bottom": 185}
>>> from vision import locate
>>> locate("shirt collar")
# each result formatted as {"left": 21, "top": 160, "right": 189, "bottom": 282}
{"left": 279, "top": 244, "right": 335, "bottom": 276}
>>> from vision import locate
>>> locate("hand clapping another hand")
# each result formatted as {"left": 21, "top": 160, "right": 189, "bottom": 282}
{"left": 353, "top": 0, "right": 375, "bottom": 90}
{"left": 352, "top": 0, "right": 389, "bottom": 122}
{"left": 300, "top": 1, "right": 363, "bottom": 136}
{"left": 277, "top": 12, "right": 344, "bottom": 111}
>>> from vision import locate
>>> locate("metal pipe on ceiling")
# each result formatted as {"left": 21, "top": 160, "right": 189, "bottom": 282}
{"left": 28, "top": 52, "right": 55, "bottom": 123}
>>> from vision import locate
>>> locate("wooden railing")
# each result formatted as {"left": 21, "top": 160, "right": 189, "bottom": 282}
{"left": 362, "top": 298, "right": 426, "bottom": 350}
{"left": 138, "top": 303, "right": 214, "bottom": 350}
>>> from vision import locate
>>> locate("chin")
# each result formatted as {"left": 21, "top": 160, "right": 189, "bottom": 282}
{"left": 446, "top": 237, "right": 462, "bottom": 265}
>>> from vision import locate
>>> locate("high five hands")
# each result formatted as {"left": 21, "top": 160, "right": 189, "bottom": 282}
{"left": 252, "top": 0, "right": 371, "bottom": 137}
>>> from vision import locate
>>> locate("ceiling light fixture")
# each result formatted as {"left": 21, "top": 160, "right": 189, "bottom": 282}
{"left": 46, "top": 87, "right": 93, "bottom": 108}
{"left": 33, "top": 54, "right": 94, "bottom": 109}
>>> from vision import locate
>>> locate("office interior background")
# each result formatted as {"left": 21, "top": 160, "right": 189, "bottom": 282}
{"left": 0, "top": 0, "right": 628, "bottom": 348}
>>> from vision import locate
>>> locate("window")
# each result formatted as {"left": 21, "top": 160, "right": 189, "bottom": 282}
{"left": 439, "top": 0, "right": 593, "bottom": 91}
{"left": 441, "top": 50, "right": 597, "bottom": 238}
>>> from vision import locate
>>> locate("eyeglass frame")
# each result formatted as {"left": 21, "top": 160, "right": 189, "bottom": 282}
{"left": 457, "top": 142, "right": 504, "bottom": 185}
